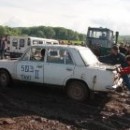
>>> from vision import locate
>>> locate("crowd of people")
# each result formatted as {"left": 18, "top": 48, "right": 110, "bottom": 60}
{"left": 99, "top": 44, "right": 130, "bottom": 91}
{"left": 0, "top": 36, "right": 8, "bottom": 59}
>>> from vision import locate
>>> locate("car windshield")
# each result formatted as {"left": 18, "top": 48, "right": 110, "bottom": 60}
{"left": 79, "top": 48, "right": 99, "bottom": 65}
{"left": 88, "top": 30, "right": 107, "bottom": 39}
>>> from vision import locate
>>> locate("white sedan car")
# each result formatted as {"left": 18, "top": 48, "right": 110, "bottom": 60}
{"left": 0, "top": 45, "right": 122, "bottom": 101}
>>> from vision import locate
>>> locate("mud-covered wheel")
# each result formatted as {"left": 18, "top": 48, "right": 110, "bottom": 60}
{"left": 0, "top": 70, "right": 10, "bottom": 90}
{"left": 67, "top": 81, "right": 89, "bottom": 101}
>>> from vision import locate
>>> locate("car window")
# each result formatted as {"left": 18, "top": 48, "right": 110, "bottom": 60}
{"left": 30, "top": 48, "right": 46, "bottom": 61}
{"left": 46, "top": 42, "right": 52, "bottom": 45}
{"left": 22, "top": 49, "right": 31, "bottom": 61}
{"left": 39, "top": 41, "right": 43, "bottom": 44}
{"left": 19, "top": 39, "right": 25, "bottom": 47}
{"left": 79, "top": 48, "right": 99, "bottom": 65}
{"left": 53, "top": 42, "right": 58, "bottom": 45}
{"left": 65, "top": 52, "right": 73, "bottom": 64}
{"left": 33, "top": 40, "right": 39, "bottom": 45}
{"left": 21, "top": 47, "right": 46, "bottom": 62}
{"left": 27, "top": 38, "right": 31, "bottom": 46}
{"left": 12, "top": 39, "right": 18, "bottom": 47}
{"left": 47, "top": 48, "right": 73, "bottom": 64}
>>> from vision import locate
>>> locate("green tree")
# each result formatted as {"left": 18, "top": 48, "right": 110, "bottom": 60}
{"left": 44, "top": 27, "right": 55, "bottom": 38}
{"left": 54, "top": 27, "right": 68, "bottom": 40}
{"left": 79, "top": 34, "right": 86, "bottom": 41}
{"left": 67, "top": 30, "right": 76, "bottom": 40}
{"left": 0, "top": 26, "right": 5, "bottom": 36}
{"left": 36, "top": 30, "right": 45, "bottom": 38}
{"left": 20, "top": 27, "right": 30, "bottom": 35}
{"left": 0, "top": 25, "right": 86, "bottom": 41}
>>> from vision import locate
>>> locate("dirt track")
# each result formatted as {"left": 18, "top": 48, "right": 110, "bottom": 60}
{"left": 0, "top": 84, "right": 130, "bottom": 130}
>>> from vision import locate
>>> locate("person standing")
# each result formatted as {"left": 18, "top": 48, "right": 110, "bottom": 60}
{"left": 0, "top": 36, "right": 2, "bottom": 59}
{"left": 119, "top": 44, "right": 127, "bottom": 55}
{"left": 0, "top": 36, "right": 6, "bottom": 59}
{"left": 126, "top": 46, "right": 130, "bottom": 56}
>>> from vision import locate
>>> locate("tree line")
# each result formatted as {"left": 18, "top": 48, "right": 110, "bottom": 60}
{"left": 0, "top": 25, "right": 86, "bottom": 41}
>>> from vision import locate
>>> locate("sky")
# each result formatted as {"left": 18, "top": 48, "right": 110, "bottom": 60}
{"left": 0, "top": 0, "right": 130, "bottom": 35}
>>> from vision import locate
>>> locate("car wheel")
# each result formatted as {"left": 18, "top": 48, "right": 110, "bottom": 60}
{"left": 67, "top": 81, "right": 89, "bottom": 101}
{"left": 0, "top": 70, "right": 10, "bottom": 90}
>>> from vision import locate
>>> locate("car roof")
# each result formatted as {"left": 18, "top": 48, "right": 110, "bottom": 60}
{"left": 31, "top": 45, "right": 87, "bottom": 51}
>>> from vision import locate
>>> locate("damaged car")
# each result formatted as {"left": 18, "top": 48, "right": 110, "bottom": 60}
{"left": 0, "top": 45, "right": 122, "bottom": 101}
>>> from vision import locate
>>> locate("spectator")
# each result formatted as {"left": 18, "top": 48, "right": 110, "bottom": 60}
{"left": 99, "top": 46, "right": 127, "bottom": 67}
{"left": 0, "top": 36, "right": 2, "bottom": 59}
{"left": 126, "top": 46, "right": 130, "bottom": 55}
{"left": 0, "top": 36, "right": 6, "bottom": 59}
{"left": 40, "top": 49, "right": 46, "bottom": 61}
{"left": 119, "top": 44, "right": 127, "bottom": 55}
{"left": 120, "top": 55, "right": 130, "bottom": 90}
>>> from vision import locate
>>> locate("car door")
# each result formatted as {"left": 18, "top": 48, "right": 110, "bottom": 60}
{"left": 16, "top": 47, "right": 45, "bottom": 83}
{"left": 44, "top": 47, "right": 75, "bottom": 85}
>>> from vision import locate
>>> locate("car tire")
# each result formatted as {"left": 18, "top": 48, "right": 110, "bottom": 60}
{"left": 0, "top": 70, "right": 10, "bottom": 90}
{"left": 67, "top": 81, "right": 89, "bottom": 101}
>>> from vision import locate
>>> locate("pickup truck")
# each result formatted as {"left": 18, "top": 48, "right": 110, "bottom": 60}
{"left": 0, "top": 45, "right": 122, "bottom": 101}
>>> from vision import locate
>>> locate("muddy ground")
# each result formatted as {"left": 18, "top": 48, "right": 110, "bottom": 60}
{"left": 0, "top": 84, "right": 129, "bottom": 130}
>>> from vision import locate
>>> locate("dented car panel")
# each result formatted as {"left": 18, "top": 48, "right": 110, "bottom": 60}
{"left": 72, "top": 66, "right": 116, "bottom": 91}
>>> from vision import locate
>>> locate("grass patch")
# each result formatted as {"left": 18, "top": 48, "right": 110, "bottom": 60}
{"left": 60, "top": 40, "right": 84, "bottom": 45}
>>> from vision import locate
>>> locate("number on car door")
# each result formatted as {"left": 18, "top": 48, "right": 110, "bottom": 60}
{"left": 16, "top": 47, "right": 46, "bottom": 83}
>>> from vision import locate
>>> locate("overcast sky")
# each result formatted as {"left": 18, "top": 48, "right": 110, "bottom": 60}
{"left": 0, "top": 0, "right": 130, "bottom": 35}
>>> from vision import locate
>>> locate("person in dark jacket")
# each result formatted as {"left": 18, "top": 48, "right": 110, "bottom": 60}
{"left": 0, "top": 37, "right": 7, "bottom": 59}
{"left": 0, "top": 37, "right": 5, "bottom": 59}
{"left": 99, "top": 46, "right": 127, "bottom": 67}
{"left": 40, "top": 49, "right": 46, "bottom": 61}
{"left": 119, "top": 44, "right": 127, "bottom": 55}
{"left": 126, "top": 46, "right": 130, "bottom": 56}
{"left": 0, "top": 36, "right": 3, "bottom": 59}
